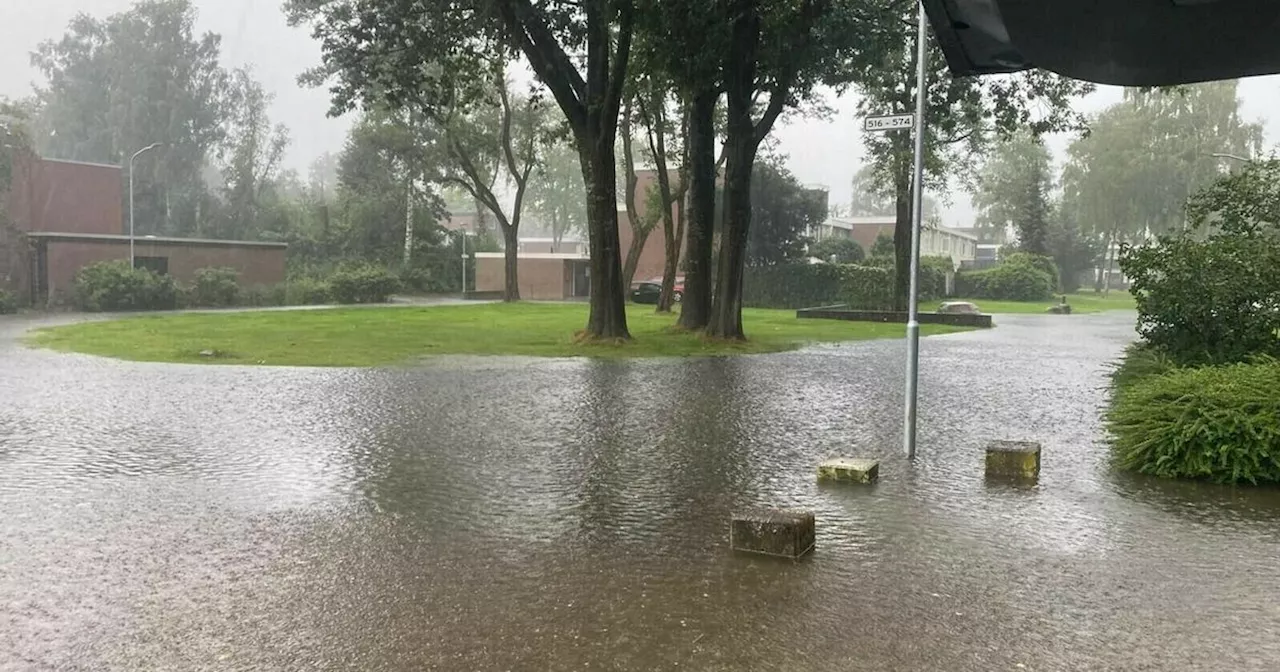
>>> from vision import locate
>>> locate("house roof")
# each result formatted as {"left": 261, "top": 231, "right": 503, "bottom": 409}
{"left": 821, "top": 217, "right": 978, "bottom": 241}
{"left": 24, "top": 232, "right": 288, "bottom": 249}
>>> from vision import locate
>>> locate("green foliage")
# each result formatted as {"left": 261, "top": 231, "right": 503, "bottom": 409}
{"left": 810, "top": 237, "right": 864, "bottom": 264}
{"left": 870, "top": 233, "right": 895, "bottom": 258}
{"left": 1001, "top": 252, "right": 1060, "bottom": 290}
{"left": 1107, "top": 358, "right": 1280, "bottom": 484}
{"left": 74, "top": 260, "right": 178, "bottom": 312}
{"left": 973, "top": 131, "right": 1053, "bottom": 247}
{"left": 743, "top": 263, "right": 896, "bottom": 310}
{"left": 956, "top": 258, "right": 1055, "bottom": 301}
{"left": 285, "top": 277, "right": 333, "bottom": 306}
{"left": 0, "top": 289, "right": 18, "bottom": 315}
{"left": 329, "top": 265, "right": 401, "bottom": 304}
{"left": 745, "top": 161, "right": 828, "bottom": 266}
{"left": 33, "top": 0, "right": 230, "bottom": 237}
{"left": 1062, "top": 83, "right": 1262, "bottom": 246}
{"left": 238, "top": 284, "right": 288, "bottom": 308}
{"left": 1109, "top": 343, "right": 1179, "bottom": 390}
{"left": 189, "top": 267, "right": 241, "bottom": 307}
{"left": 919, "top": 255, "right": 954, "bottom": 299}
{"left": 1122, "top": 232, "right": 1280, "bottom": 364}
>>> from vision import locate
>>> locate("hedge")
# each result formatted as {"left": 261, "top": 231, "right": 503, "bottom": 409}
{"left": 74, "top": 260, "right": 178, "bottom": 312}
{"left": 742, "top": 262, "right": 943, "bottom": 310}
{"left": 1107, "top": 354, "right": 1280, "bottom": 484}
{"left": 956, "top": 259, "right": 1055, "bottom": 301}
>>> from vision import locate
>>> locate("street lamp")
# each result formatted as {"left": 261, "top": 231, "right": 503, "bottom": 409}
{"left": 460, "top": 229, "right": 476, "bottom": 295}
{"left": 128, "top": 142, "right": 162, "bottom": 267}
{"left": 903, "top": 0, "right": 930, "bottom": 460}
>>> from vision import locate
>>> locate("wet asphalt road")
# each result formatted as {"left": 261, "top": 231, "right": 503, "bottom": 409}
{"left": 2, "top": 310, "right": 1279, "bottom": 671}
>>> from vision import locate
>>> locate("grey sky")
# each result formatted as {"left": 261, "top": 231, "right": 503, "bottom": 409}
{"left": 4, "top": 1, "right": 1280, "bottom": 228}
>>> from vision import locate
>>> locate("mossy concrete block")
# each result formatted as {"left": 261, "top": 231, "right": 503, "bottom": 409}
{"left": 730, "top": 509, "right": 815, "bottom": 559}
{"left": 817, "top": 457, "right": 880, "bottom": 484}
{"left": 985, "top": 440, "right": 1042, "bottom": 481}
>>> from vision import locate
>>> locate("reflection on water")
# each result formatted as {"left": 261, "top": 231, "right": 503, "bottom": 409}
{"left": 2, "top": 312, "right": 1279, "bottom": 670}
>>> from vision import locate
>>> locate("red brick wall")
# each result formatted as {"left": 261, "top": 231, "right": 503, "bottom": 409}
{"left": 11, "top": 158, "right": 123, "bottom": 235}
{"left": 475, "top": 256, "right": 568, "bottom": 300}
{"left": 617, "top": 210, "right": 669, "bottom": 284}
{"left": 41, "top": 239, "right": 286, "bottom": 301}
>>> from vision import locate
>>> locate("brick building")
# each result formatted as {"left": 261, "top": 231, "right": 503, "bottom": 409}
{"left": 473, "top": 170, "right": 676, "bottom": 300}
{"left": 2, "top": 155, "right": 286, "bottom": 306}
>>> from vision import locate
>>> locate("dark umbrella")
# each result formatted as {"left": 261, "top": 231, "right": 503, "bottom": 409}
{"left": 924, "top": 0, "right": 1280, "bottom": 85}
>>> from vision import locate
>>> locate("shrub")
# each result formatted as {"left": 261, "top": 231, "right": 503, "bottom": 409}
{"left": 870, "top": 233, "right": 895, "bottom": 258}
{"left": 1107, "top": 358, "right": 1280, "bottom": 484}
{"left": 0, "top": 289, "right": 17, "bottom": 315}
{"left": 74, "top": 260, "right": 177, "bottom": 312}
{"left": 189, "top": 267, "right": 241, "bottom": 307}
{"left": 742, "top": 263, "right": 893, "bottom": 310}
{"left": 1109, "top": 343, "right": 1179, "bottom": 390}
{"left": 285, "top": 277, "right": 333, "bottom": 305}
{"left": 239, "top": 284, "right": 287, "bottom": 307}
{"left": 1122, "top": 231, "right": 1280, "bottom": 365}
{"left": 329, "top": 264, "right": 400, "bottom": 304}
{"left": 810, "top": 237, "right": 864, "bottom": 264}
{"left": 1002, "top": 252, "right": 1059, "bottom": 290}
{"left": 956, "top": 259, "right": 1054, "bottom": 301}
{"left": 399, "top": 266, "right": 450, "bottom": 294}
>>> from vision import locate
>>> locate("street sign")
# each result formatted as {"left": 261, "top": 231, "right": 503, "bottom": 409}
{"left": 863, "top": 114, "right": 915, "bottom": 132}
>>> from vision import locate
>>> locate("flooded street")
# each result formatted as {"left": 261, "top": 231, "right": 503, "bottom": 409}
{"left": 2, "top": 312, "right": 1279, "bottom": 671}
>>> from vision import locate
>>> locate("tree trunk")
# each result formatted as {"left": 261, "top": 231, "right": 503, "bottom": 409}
{"left": 707, "top": 0, "right": 760, "bottom": 340}
{"left": 676, "top": 88, "right": 717, "bottom": 330}
{"left": 892, "top": 167, "right": 911, "bottom": 311}
{"left": 622, "top": 229, "right": 650, "bottom": 289}
{"left": 656, "top": 199, "right": 681, "bottom": 313}
{"left": 403, "top": 175, "right": 415, "bottom": 267}
{"left": 1103, "top": 233, "right": 1117, "bottom": 296}
{"left": 578, "top": 139, "right": 630, "bottom": 339}
{"left": 502, "top": 223, "right": 520, "bottom": 301}
{"left": 551, "top": 210, "right": 562, "bottom": 253}
{"left": 707, "top": 132, "right": 754, "bottom": 339}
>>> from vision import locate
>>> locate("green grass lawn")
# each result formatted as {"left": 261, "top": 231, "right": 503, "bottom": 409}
{"left": 28, "top": 303, "right": 972, "bottom": 366}
{"left": 921, "top": 291, "right": 1136, "bottom": 315}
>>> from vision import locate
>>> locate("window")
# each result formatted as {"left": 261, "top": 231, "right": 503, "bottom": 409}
{"left": 134, "top": 256, "right": 169, "bottom": 275}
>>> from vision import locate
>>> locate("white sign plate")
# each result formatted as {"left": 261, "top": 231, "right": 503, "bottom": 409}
{"left": 864, "top": 114, "right": 915, "bottom": 132}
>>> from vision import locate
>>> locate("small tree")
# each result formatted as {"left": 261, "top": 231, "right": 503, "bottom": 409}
{"left": 870, "top": 233, "right": 895, "bottom": 258}
{"left": 810, "top": 237, "right": 864, "bottom": 264}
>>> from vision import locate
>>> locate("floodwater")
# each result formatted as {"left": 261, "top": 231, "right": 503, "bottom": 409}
{"left": 2, "top": 311, "right": 1279, "bottom": 671}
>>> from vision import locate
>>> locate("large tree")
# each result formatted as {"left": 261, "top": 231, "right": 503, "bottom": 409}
{"left": 289, "top": 0, "right": 636, "bottom": 338}
{"left": 214, "top": 68, "right": 290, "bottom": 241}
{"left": 742, "top": 159, "right": 827, "bottom": 266}
{"left": 972, "top": 131, "right": 1053, "bottom": 251}
{"left": 856, "top": 3, "right": 1093, "bottom": 310}
{"left": 527, "top": 140, "right": 587, "bottom": 251}
{"left": 430, "top": 73, "right": 550, "bottom": 301}
{"left": 32, "top": 0, "right": 229, "bottom": 236}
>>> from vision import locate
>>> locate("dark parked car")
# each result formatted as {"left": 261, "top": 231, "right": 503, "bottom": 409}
{"left": 630, "top": 276, "right": 683, "bottom": 304}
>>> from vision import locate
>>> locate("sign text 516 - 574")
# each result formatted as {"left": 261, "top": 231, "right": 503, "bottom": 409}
{"left": 864, "top": 114, "right": 915, "bottom": 132}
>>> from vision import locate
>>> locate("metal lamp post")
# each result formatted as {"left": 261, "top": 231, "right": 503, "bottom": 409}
{"left": 460, "top": 230, "right": 475, "bottom": 295}
{"left": 128, "top": 143, "right": 162, "bottom": 267}
{"left": 903, "top": 1, "right": 930, "bottom": 460}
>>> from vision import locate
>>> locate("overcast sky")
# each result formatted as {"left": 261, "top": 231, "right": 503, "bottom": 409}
{"left": 5, "top": 0, "right": 1280, "bottom": 228}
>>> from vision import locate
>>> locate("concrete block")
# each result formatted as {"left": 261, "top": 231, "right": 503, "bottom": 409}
{"left": 985, "top": 440, "right": 1042, "bottom": 481}
{"left": 938, "top": 301, "right": 981, "bottom": 315}
{"left": 730, "top": 509, "right": 815, "bottom": 559}
{"left": 817, "top": 457, "right": 880, "bottom": 484}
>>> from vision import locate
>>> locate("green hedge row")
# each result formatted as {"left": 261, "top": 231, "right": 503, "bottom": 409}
{"left": 742, "top": 261, "right": 949, "bottom": 310}
{"left": 955, "top": 254, "right": 1056, "bottom": 301}
{"left": 71, "top": 260, "right": 401, "bottom": 312}
{"left": 1107, "top": 346, "right": 1280, "bottom": 484}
